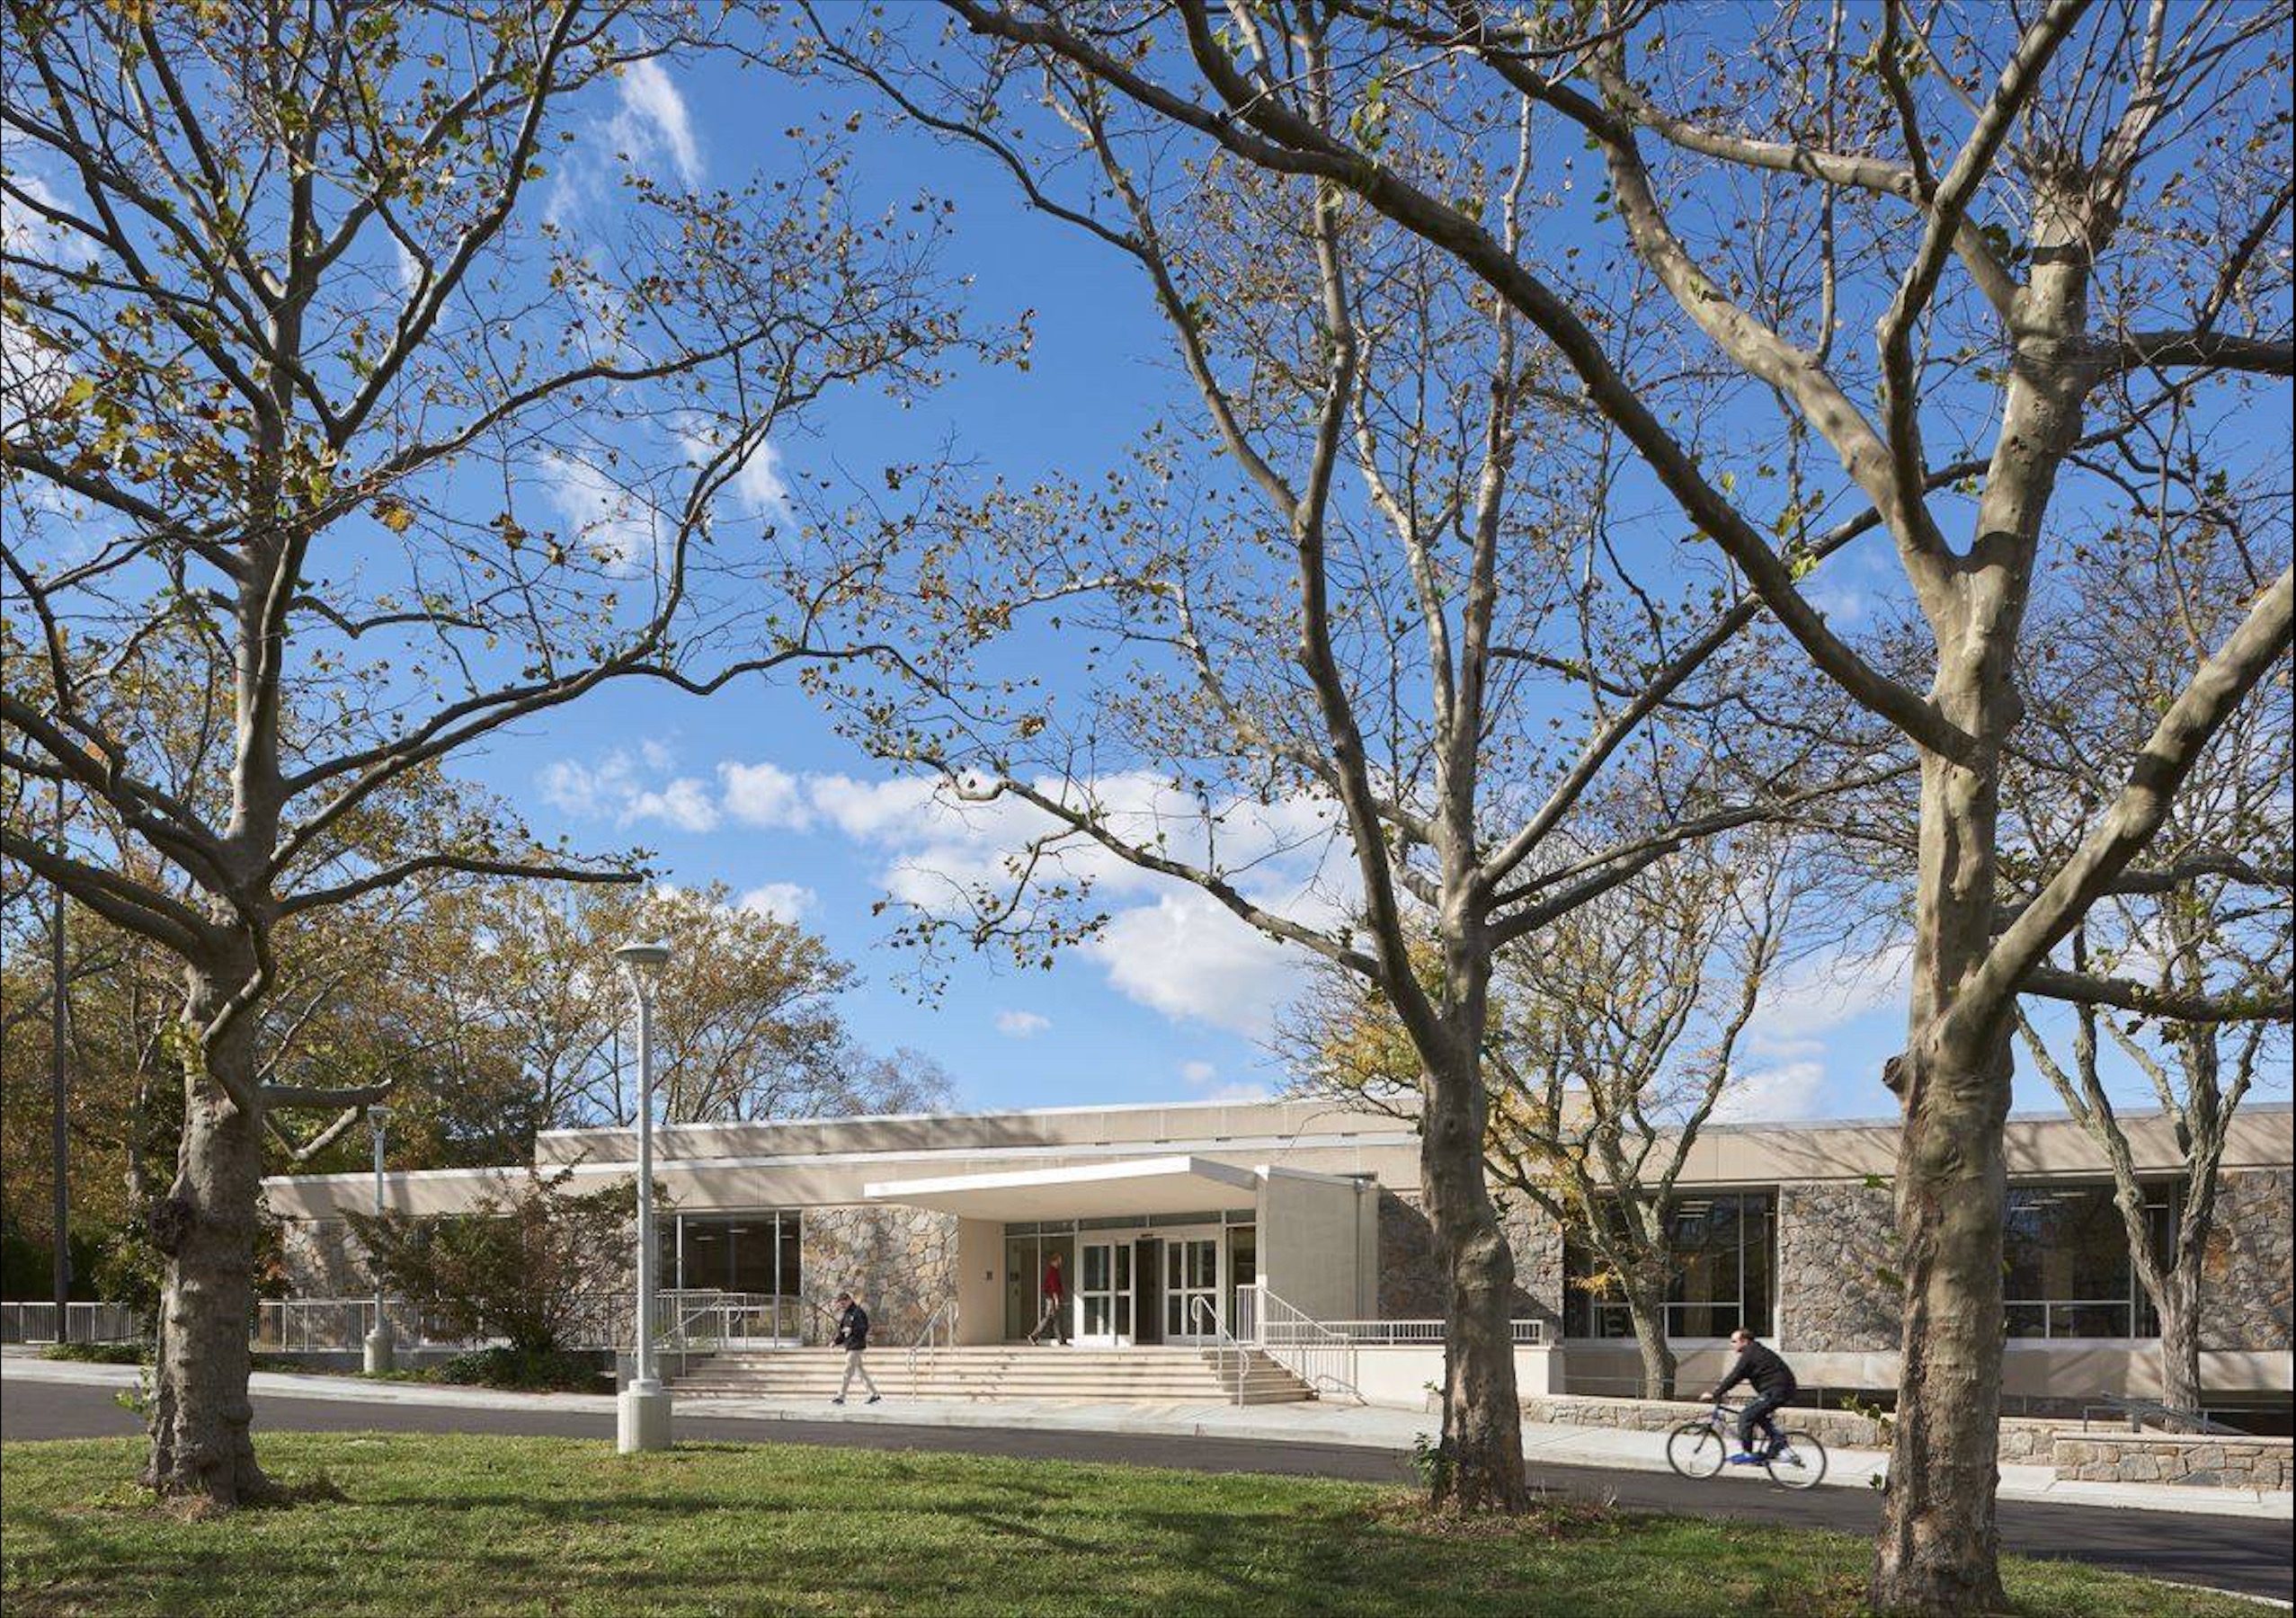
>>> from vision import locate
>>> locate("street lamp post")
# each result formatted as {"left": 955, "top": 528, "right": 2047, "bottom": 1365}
{"left": 614, "top": 939, "right": 673, "bottom": 1454}
{"left": 362, "top": 1105, "right": 394, "bottom": 1374}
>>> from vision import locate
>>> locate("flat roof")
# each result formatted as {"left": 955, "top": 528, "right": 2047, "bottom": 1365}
{"left": 864, "top": 1155, "right": 1264, "bottom": 1220}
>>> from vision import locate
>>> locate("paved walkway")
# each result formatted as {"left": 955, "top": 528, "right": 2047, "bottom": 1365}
{"left": 7, "top": 1353, "right": 2287, "bottom": 1522}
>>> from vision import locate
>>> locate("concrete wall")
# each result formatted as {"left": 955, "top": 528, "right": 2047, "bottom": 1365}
{"left": 1258, "top": 1171, "right": 1370, "bottom": 1320}
{"left": 952, "top": 1218, "right": 1003, "bottom": 1347}
{"left": 1348, "top": 1346, "right": 1560, "bottom": 1410}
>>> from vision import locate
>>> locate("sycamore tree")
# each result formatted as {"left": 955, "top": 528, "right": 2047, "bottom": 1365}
{"left": 2010, "top": 523, "right": 2292, "bottom": 1416}
{"left": 1286, "top": 839, "right": 1796, "bottom": 1400}
{"left": 796, "top": 5, "right": 1894, "bottom": 1512}
{"left": 898, "top": 3, "right": 2292, "bottom": 1604}
{"left": 0, "top": 0, "right": 981, "bottom": 1504}
{"left": 473, "top": 881, "right": 955, "bottom": 1131}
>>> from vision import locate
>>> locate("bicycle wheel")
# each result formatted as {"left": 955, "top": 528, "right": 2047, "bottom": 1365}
{"left": 1667, "top": 1418, "right": 1726, "bottom": 1480}
{"left": 1762, "top": 1429, "right": 1828, "bottom": 1490}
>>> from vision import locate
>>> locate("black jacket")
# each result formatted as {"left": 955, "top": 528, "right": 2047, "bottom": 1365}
{"left": 1716, "top": 1339, "right": 1795, "bottom": 1400}
{"left": 833, "top": 1303, "right": 870, "bottom": 1352}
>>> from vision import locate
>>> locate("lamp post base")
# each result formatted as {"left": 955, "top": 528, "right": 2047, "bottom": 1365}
{"left": 618, "top": 1380, "right": 672, "bottom": 1454}
{"left": 362, "top": 1327, "right": 396, "bottom": 1375}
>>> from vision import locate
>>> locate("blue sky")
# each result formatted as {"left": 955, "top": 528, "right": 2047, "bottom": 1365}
{"left": 418, "top": 40, "right": 1951, "bottom": 1125}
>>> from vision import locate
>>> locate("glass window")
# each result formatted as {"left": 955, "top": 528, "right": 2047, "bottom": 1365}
{"left": 1562, "top": 1193, "right": 1777, "bottom": 1340}
{"left": 2002, "top": 1183, "right": 2169, "bottom": 1339}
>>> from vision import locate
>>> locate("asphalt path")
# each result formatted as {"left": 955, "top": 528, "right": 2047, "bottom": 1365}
{"left": 6, "top": 1376, "right": 2289, "bottom": 1604}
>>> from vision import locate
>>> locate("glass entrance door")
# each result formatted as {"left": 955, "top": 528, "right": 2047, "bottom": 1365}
{"left": 1078, "top": 1240, "right": 1134, "bottom": 1344}
{"left": 1163, "top": 1237, "right": 1220, "bottom": 1341}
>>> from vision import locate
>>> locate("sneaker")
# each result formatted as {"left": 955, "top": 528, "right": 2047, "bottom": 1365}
{"left": 1726, "top": 1453, "right": 1762, "bottom": 1465}
{"left": 831, "top": 1396, "right": 845, "bottom": 1405}
{"left": 867, "top": 1394, "right": 882, "bottom": 1404}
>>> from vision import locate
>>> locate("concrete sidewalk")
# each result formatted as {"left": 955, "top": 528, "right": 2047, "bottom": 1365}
{"left": 8, "top": 1352, "right": 2288, "bottom": 1522}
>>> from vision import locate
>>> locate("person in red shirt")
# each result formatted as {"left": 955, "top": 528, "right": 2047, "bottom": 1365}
{"left": 1027, "top": 1252, "right": 1072, "bottom": 1345}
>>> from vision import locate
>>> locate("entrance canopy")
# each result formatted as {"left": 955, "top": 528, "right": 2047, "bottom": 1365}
{"left": 862, "top": 1155, "right": 1259, "bottom": 1222}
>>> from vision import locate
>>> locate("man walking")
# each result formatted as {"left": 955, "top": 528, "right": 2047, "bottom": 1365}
{"left": 831, "top": 1289, "right": 880, "bottom": 1405}
{"left": 1027, "top": 1251, "right": 1071, "bottom": 1346}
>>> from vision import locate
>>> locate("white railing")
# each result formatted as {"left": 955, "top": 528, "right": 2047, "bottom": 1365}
{"left": 1189, "top": 1294, "right": 1250, "bottom": 1405}
{"left": 0, "top": 1301, "right": 145, "bottom": 1346}
{"left": 1304, "top": 1318, "right": 1547, "bottom": 1347}
{"left": 1250, "top": 1286, "right": 1363, "bottom": 1403}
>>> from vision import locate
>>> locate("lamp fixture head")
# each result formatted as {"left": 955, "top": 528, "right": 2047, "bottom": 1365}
{"left": 614, "top": 939, "right": 672, "bottom": 973}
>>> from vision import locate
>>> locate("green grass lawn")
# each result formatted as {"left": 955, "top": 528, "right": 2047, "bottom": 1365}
{"left": 0, "top": 1432, "right": 2257, "bottom": 1618}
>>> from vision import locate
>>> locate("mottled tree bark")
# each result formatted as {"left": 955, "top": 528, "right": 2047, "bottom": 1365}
{"left": 1421, "top": 1045, "right": 1530, "bottom": 1512}
{"left": 143, "top": 964, "right": 268, "bottom": 1505}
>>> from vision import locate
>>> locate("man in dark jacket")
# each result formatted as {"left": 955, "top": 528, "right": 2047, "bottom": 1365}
{"left": 832, "top": 1290, "right": 880, "bottom": 1405}
{"left": 1707, "top": 1327, "right": 1796, "bottom": 1462}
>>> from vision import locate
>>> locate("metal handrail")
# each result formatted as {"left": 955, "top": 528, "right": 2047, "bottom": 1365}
{"left": 907, "top": 1298, "right": 957, "bottom": 1391}
{"left": 2085, "top": 1393, "right": 2245, "bottom": 1436}
{"left": 1251, "top": 1286, "right": 1365, "bottom": 1404}
{"left": 1189, "top": 1294, "right": 1249, "bottom": 1406}
{"left": 1278, "top": 1317, "right": 1548, "bottom": 1347}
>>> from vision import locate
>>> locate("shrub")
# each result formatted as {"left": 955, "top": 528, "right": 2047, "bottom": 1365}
{"left": 431, "top": 1347, "right": 610, "bottom": 1392}
{"left": 345, "top": 1169, "right": 638, "bottom": 1357}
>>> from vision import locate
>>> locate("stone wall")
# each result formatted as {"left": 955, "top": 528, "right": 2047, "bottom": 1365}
{"left": 2200, "top": 1167, "right": 2293, "bottom": 1353}
{"left": 2051, "top": 1430, "right": 2292, "bottom": 1490}
{"left": 1521, "top": 1392, "right": 2068, "bottom": 1465}
{"left": 1776, "top": 1180, "right": 1900, "bottom": 1353}
{"left": 1375, "top": 1190, "right": 1562, "bottom": 1332}
{"left": 802, "top": 1204, "right": 957, "bottom": 1345}
{"left": 280, "top": 1218, "right": 369, "bottom": 1296}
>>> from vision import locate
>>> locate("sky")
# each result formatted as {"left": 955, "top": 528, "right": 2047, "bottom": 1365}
{"left": 399, "top": 26, "right": 2282, "bottom": 1129}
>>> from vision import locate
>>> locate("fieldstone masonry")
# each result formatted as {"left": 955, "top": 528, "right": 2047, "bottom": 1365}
{"left": 802, "top": 1204, "right": 957, "bottom": 1345}
{"left": 2051, "top": 1430, "right": 2292, "bottom": 1489}
{"left": 1375, "top": 1190, "right": 1563, "bottom": 1332}
{"left": 1776, "top": 1180, "right": 1901, "bottom": 1353}
{"left": 2200, "top": 1168, "right": 2293, "bottom": 1352}
{"left": 280, "top": 1217, "right": 369, "bottom": 1296}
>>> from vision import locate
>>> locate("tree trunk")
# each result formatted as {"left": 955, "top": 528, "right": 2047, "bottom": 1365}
{"left": 2152, "top": 1257, "right": 2205, "bottom": 1418}
{"left": 1421, "top": 1048, "right": 1530, "bottom": 1513}
{"left": 1625, "top": 1286, "right": 1677, "bottom": 1401}
{"left": 1873, "top": 735, "right": 2016, "bottom": 1614}
{"left": 143, "top": 967, "right": 268, "bottom": 1505}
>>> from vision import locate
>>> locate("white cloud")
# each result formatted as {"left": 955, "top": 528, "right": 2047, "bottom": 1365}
{"left": 719, "top": 760, "right": 814, "bottom": 830}
{"left": 738, "top": 883, "right": 816, "bottom": 923}
{"left": 1178, "top": 1058, "right": 1271, "bottom": 1103}
{"left": 624, "top": 777, "right": 719, "bottom": 834}
{"left": 1742, "top": 942, "right": 1911, "bottom": 1061}
{"left": 611, "top": 58, "right": 701, "bottom": 190}
{"left": 996, "top": 1009, "right": 1052, "bottom": 1038}
{"left": 538, "top": 751, "right": 641, "bottom": 819}
{"left": 1713, "top": 1060, "right": 1829, "bottom": 1124}
{"left": 1085, "top": 890, "right": 1312, "bottom": 1038}
{"left": 538, "top": 452, "right": 660, "bottom": 573}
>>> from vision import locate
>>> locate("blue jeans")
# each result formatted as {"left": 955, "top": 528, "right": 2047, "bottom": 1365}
{"left": 1739, "top": 1390, "right": 1791, "bottom": 1454}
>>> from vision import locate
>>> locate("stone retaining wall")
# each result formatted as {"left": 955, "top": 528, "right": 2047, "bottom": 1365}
{"left": 2051, "top": 1430, "right": 2292, "bottom": 1489}
{"left": 1519, "top": 1392, "right": 2064, "bottom": 1463}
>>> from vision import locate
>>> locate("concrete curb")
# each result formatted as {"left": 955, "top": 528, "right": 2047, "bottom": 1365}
{"left": 8, "top": 1354, "right": 2288, "bottom": 1522}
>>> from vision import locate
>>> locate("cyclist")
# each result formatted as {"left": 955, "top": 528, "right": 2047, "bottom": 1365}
{"left": 1705, "top": 1325, "right": 1797, "bottom": 1464}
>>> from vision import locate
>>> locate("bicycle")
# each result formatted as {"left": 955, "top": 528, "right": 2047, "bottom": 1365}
{"left": 1665, "top": 1400, "right": 1829, "bottom": 1490}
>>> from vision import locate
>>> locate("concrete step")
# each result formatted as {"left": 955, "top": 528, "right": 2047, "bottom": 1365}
{"left": 667, "top": 1345, "right": 1314, "bottom": 1404}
